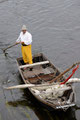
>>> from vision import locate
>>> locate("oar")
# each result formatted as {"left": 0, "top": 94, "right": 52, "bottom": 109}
{"left": 4, "top": 84, "right": 35, "bottom": 90}
{"left": 4, "top": 83, "right": 57, "bottom": 90}
{"left": 49, "top": 62, "right": 80, "bottom": 83}
{"left": 2, "top": 43, "right": 19, "bottom": 53}
{"left": 4, "top": 78, "right": 80, "bottom": 90}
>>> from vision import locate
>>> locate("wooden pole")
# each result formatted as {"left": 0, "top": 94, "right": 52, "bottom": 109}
{"left": 4, "top": 84, "right": 35, "bottom": 90}
{"left": 4, "top": 82, "right": 59, "bottom": 90}
{"left": 4, "top": 78, "right": 80, "bottom": 90}
{"left": 49, "top": 62, "right": 80, "bottom": 83}
{"left": 2, "top": 43, "right": 19, "bottom": 52}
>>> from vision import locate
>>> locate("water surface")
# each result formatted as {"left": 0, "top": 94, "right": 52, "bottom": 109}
{"left": 0, "top": 0, "right": 80, "bottom": 119}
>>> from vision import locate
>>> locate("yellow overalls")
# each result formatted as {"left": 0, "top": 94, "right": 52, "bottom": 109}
{"left": 21, "top": 44, "right": 33, "bottom": 64}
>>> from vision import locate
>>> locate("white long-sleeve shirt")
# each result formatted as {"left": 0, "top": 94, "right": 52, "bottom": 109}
{"left": 16, "top": 31, "right": 32, "bottom": 45}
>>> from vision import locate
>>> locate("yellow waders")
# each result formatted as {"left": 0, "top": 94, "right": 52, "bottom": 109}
{"left": 21, "top": 44, "right": 33, "bottom": 64}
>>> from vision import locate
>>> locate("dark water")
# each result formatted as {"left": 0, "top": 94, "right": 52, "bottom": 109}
{"left": 0, "top": 0, "right": 80, "bottom": 119}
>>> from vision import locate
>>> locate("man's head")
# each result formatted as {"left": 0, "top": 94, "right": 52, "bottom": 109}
{"left": 22, "top": 25, "right": 27, "bottom": 34}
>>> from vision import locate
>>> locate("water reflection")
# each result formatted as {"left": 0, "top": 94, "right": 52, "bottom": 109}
{"left": 6, "top": 86, "right": 77, "bottom": 120}
{"left": 6, "top": 99, "right": 77, "bottom": 120}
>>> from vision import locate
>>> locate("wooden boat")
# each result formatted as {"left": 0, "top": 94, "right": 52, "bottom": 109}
{"left": 16, "top": 53, "right": 76, "bottom": 111}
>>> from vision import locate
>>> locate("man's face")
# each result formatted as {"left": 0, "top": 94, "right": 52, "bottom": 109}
{"left": 22, "top": 30, "right": 27, "bottom": 34}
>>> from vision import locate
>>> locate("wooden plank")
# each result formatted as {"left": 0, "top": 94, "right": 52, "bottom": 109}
{"left": 4, "top": 84, "right": 35, "bottom": 90}
{"left": 19, "top": 61, "right": 49, "bottom": 69}
{"left": 4, "top": 83, "right": 58, "bottom": 90}
{"left": 4, "top": 83, "right": 71, "bottom": 90}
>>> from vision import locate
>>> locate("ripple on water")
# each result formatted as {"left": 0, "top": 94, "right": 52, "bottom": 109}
{"left": 0, "top": 0, "right": 80, "bottom": 120}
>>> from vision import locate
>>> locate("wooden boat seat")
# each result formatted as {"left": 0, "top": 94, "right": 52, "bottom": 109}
{"left": 19, "top": 61, "right": 49, "bottom": 68}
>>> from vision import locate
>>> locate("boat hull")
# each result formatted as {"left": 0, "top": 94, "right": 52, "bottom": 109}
{"left": 16, "top": 53, "right": 76, "bottom": 111}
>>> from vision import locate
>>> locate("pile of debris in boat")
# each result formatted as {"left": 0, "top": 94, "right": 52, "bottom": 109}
{"left": 30, "top": 83, "right": 74, "bottom": 110}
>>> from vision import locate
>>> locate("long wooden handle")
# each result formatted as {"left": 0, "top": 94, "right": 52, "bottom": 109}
{"left": 4, "top": 78, "right": 80, "bottom": 90}
{"left": 3, "top": 43, "right": 19, "bottom": 52}
{"left": 4, "top": 83, "right": 51, "bottom": 90}
{"left": 50, "top": 62, "right": 80, "bottom": 83}
{"left": 4, "top": 84, "right": 35, "bottom": 90}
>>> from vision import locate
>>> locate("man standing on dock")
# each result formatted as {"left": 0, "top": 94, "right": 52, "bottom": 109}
{"left": 16, "top": 25, "right": 33, "bottom": 64}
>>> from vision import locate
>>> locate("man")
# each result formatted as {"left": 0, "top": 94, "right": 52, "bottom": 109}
{"left": 16, "top": 25, "right": 33, "bottom": 64}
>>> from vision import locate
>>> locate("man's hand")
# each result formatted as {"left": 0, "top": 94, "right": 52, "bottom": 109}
{"left": 16, "top": 41, "right": 24, "bottom": 44}
{"left": 21, "top": 42, "right": 24, "bottom": 44}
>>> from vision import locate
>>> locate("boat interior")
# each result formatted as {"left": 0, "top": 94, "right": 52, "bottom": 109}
{"left": 17, "top": 53, "right": 65, "bottom": 84}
